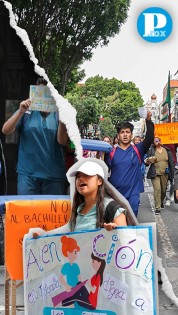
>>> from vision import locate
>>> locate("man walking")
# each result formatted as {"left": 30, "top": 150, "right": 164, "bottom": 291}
{"left": 107, "top": 112, "right": 154, "bottom": 217}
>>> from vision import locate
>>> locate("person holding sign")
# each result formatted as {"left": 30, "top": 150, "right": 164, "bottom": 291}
{"left": 2, "top": 78, "right": 68, "bottom": 195}
{"left": 32, "top": 158, "right": 137, "bottom": 239}
{"left": 69, "top": 159, "right": 128, "bottom": 231}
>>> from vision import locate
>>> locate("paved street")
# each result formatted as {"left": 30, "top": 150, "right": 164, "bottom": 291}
{"left": 0, "top": 179, "right": 178, "bottom": 314}
{"left": 138, "top": 179, "right": 178, "bottom": 315}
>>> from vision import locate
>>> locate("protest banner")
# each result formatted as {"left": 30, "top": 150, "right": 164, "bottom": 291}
{"left": 29, "top": 85, "right": 58, "bottom": 112}
{"left": 5, "top": 198, "right": 71, "bottom": 280}
{"left": 23, "top": 225, "right": 158, "bottom": 315}
{"left": 155, "top": 122, "right": 178, "bottom": 144}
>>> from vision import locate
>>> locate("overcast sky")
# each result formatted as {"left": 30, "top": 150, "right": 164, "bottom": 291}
{"left": 82, "top": 0, "right": 178, "bottom": 104}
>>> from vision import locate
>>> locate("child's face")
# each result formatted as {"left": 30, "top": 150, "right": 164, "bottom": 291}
{"left": 76, "top": 172, "right": 102, "bottom": 196}
{"left": 67, "top": 249, "right": 78, "bottom": 262}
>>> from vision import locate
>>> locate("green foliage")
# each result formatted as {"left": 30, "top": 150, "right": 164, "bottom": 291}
{"left": 75, "top": 76, "right": 144, "bottom": 126}
{"left": 66, "top": 75, "right": 143, "bottom": 138}
{"left": 99, "top": 117, "right": 116, "bottom": 139}
{"left": 11, "top": 0, "right": 131, "bottom": 95}
{"left": 66, "top": 93, "right": 99, "bottom": 131}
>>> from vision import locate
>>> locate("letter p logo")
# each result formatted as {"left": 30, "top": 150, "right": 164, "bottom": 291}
{"left": 137, "top": 7, "right": 172, "bottom": 43}
{"left": 143, "top": 13, "right": 166, "bottom": 36}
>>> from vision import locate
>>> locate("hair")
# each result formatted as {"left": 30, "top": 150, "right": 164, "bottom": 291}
{"left": 117, "top": 121, "right": 134, "bottom": 134}
{"left": 91, "top": 252, "right": 106, "bottom": 286}
{"left": 61, "top": 235, "right": 80, "bottom": 257}
{"left": 154, "top": 136, "right": 161, "bottom": 141}
{"left": 102, "top": 135, "right": 112, "bottom": 144}
{"left": 113, "top": 135, "right": 118, "bottom": 145}
{"left": 36, "top": 77, "right": 47, "bottom": 86}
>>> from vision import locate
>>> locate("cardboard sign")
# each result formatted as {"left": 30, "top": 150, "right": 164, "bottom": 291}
{"left": 5, "top": 199, "right": 71, "bottom": 280}
{"left": 23, "top": 225, "right": 158, "bottom": 315}
{"left": 29, "top": 85, "right": 58, "bottom": 112}
{"left": 155, "top": 122, "right": 178, "bottom": 144}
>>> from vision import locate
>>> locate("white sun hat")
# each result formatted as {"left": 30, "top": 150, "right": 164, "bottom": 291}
{"left": 69, "top": 160, "right": 104, "bottom": 178}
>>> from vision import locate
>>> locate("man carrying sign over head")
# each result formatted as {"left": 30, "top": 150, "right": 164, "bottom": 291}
{"left": 2, "top": 78, "right": 68, "bottom": 195}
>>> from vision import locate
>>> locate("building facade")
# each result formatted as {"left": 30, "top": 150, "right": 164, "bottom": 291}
{"left": 0, "top": 3, "right": 38, "bottom": 194}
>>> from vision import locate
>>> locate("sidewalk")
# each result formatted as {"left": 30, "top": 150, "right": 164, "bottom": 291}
{"left": 138, "top": 186, "right": 178, "bottom": 315}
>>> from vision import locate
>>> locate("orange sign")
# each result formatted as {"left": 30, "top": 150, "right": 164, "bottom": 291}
{"left": 5, "top": 199, "right": 71, "bottom": 280}
{"left": 155, "top": 122, "right": 178, "bottom": 144}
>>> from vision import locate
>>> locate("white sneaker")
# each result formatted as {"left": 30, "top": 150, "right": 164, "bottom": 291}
{"left": 165, "top": 200, "right": 171, "bottom": 207}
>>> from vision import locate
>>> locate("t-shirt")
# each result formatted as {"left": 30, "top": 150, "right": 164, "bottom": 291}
{"left": 61, "top": 262, "right": 80, "bottom": 287}
{"left": 74, "top": 197, "right": 125, "bottom": 232}
{"left": 107, "top": 143, "right": 144, "bottom": 198}
{"left": 155, "top": 148, "right": 168, "bottom": 175}
{"left": 89, "top": 274, "right": 100, "bottom": 308}
{"left": 16, "top": 111, "right": 66, "bottom": 180}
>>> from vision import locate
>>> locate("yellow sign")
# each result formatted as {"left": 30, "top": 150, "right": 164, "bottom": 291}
{"left": 5, "top": 199, "right": 71, "bottom": 280}
{"left": 155, "top": 122, "right": 178, "bottom": 144}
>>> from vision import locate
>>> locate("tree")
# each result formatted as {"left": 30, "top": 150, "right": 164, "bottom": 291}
{"left": 74, "top": 76, "right": 144, "bottom": 125}
{"left": 11, "top": 0, "right": 131, "bottom": 95}
{"left": 105, "top": 89, "right": 143, "bottom": 125}
{"left": 66, "top": 93, "right": 99, "bottom": 135}
{"left": 80, "top": 76, "right": 124, "bottom": 99}
{"left": 99, "top": 117, "right": 116, "bottom": 139}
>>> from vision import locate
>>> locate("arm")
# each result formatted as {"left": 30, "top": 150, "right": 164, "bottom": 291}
{"left": 2, "top": 99, "right": 31, "bottom": 135}
{"left": 30, "top": 223, "right": 70, "bottom": 239}
{"left": 59, "top": 274, "right": 72, "bottom": 292}
{"left": 103, "top": 212, "right": 127, "bottom": 231}
{"left": 57, "top": 122, "right": 69, "bottom": 145}
{"left": 142, "top": 111, "right": 154, "bottom": 154}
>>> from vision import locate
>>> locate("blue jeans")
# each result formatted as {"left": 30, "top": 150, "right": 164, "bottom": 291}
{"left": 17, "top": 174, "right": 67, "bottom": 195}
{"left": 127, "top": 194, "right": 140, "bottom": 217}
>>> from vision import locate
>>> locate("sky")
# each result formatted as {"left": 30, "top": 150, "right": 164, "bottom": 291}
{"left": 81, "top": 0, "right": 178, "bottom": 104}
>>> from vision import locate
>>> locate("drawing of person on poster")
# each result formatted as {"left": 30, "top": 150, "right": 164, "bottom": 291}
{"left": 60, "top": 252, "right": 106, "bottom": 310}
{"left": 60, "top": 235, "right": 81, "bottom": 293}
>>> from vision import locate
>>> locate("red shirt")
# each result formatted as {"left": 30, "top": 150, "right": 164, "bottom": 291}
{"left": 89, "top": 274, "right": 101, "bottom": 308}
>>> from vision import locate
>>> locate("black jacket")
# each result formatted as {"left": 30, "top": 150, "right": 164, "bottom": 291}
{"left": 146, "top": 144, "right": 174, "bottom": 183}
{"left": 174, "top": 167, "right": 178, "bottom": 190}
{"left": 142, "top": 119, "right": 155, "bottom": 154}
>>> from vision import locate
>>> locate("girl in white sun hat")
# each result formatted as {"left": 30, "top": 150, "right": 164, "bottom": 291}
{"left": 67, "top": 158, "right": 137, "bottom": 232}
{"left": 31, "top": 158, "right": 137, "bottom": 237}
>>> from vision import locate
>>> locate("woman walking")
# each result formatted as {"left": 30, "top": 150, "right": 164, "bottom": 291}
{"left": 145, "top": 137, "right": 174, "bottom": 215}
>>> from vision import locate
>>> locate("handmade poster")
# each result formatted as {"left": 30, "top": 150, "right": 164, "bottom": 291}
{"left": 29, "top": 85, "right": 58, "bottom": 112}
{"left": 155, "top": 122, "right": 178, "bottom": 144}
{"left": 23, "top": 225, "right": 158, "bottom": 315}
{"left": 5, "top": 198, "right": 71, "bottom": 280}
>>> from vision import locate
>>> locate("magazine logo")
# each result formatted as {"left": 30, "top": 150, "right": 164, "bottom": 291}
{"left": 137, "top": 7, "right": 172, "bottom": 43}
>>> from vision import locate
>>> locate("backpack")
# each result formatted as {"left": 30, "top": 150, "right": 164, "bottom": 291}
{"left": 109, "top": 145, "right": 142, "bottom": 164}
{"left": 104, "top": 200, "right": 119, "bottom": 223}
{"left": 104, "top": 199, "right": 137, "bottom": 226}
